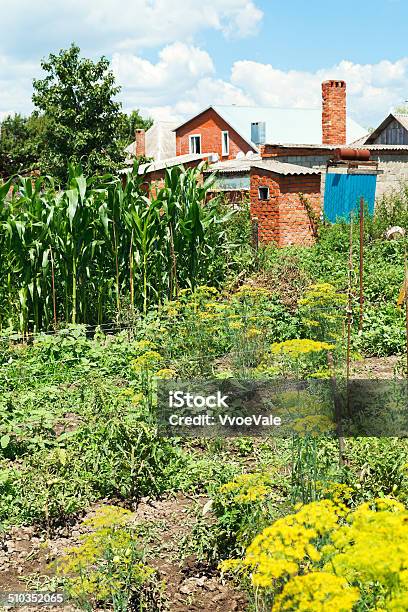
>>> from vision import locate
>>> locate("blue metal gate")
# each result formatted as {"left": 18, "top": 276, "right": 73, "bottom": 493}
{"left": 324, "top": 173, "right": 377, "bottom": 222}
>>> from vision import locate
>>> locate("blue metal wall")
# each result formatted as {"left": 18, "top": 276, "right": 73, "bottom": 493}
{"left": 324, "top": 173, "right": 377, "bottom": 222}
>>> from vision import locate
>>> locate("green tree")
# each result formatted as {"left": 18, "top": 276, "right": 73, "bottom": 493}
{"left": 0, "top": 113, "right": 46, "bottom": 177}
{"left": 119, "top": 110, "right": 153, "bottom": 146}
{"left": 32, "top": 44, "right": 125, "bottom": 181}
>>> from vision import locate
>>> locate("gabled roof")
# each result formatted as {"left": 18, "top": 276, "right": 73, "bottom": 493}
{"left": 364, "top": 113, "right": 408, "bottom": 144}
{"left": 124, "top": 120, "right": 177, "bottom": 162}
{"left": 173, "top": 105, "right": 367, "bottom": 148}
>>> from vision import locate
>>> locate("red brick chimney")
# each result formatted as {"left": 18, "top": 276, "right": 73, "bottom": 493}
{"left": 135, "top": 129, "right": 146, "bottom": 157}
{"left": 322, "top": 80, "right": 346, "bottom": 144}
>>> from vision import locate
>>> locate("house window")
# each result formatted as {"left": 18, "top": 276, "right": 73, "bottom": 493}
{"left": 258, "top": 186, "right": 269, "bottom": 200}
{"left": 189, "top": 134, "right": 201, "bottom": 154}
{"left": 222, "top": 131, "right": 229, "bottom": 156}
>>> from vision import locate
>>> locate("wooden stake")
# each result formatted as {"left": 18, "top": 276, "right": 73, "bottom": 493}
{"left": 359, "top": 197, "right": 364, "bottom": 331}
{"left": 251, "top": 216, "right": 259, "bottom": 251}
{"left": 405, "top": 240, "right": 408, "bottom": 379}
{"left": 50, "top": 245, "right": 57, "bottom": 330}
{"left": 347, "top": 217, "right": 353, "bottom": 382}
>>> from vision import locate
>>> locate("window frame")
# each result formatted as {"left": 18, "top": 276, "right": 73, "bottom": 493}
{"left": 258, "top": 186, "right": 270, "bottom": 201}
{"left": 221, "top": 130, "right": 230, "bottom": 156}
{"left": 189, "top": 134, "right": 201, "bottom": 154}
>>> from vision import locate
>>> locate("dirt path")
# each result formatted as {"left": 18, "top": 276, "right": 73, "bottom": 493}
{"left": 351, "top": 355, "right": 401, "bottom": 379}
{"left": 0, "top": 494, "right": 246, "bottom": 611}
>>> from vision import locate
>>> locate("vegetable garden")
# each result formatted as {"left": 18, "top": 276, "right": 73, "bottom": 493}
{"left": 1, "top": 165, "right": 408, "bottom": 611}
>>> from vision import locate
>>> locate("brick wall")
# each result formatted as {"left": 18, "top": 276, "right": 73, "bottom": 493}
{"left": 176, "top": 108, "right": 255, "bottom": 160}
{"left": 277, "top": 175, "right": 322, "bottom": 246}
{"left": 250, "top": 171, "right": 281, "bottom": 243}
{"left": 322, "top": 80, "right": 346, "bottom": 145}
{"left": 135, "top": 129, "right": 146, "bottom": 157}
{"left": 250, "top": 168, "right": 321, "bottom": 246}
{"left": 140, "top": 159, "right": 206, "bottom": 197}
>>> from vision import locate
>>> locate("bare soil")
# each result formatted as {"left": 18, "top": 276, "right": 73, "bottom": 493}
{"left": 0, "top": 494, "right": 246, "bottom": 611}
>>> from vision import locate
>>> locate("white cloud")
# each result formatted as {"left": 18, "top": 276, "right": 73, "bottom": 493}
{"left": 112, "top": 43, "right": 214, "bottom": 108}
{"left": 226, "top": 57, "right": 408, "bottom": 127}
{"left": 0, "top": 0, "right": 263, "bottom": 58}
{"left": 84, "top": 0, "right": 263, "bottom": 47}
{"left": 0, "top": 55, "right": 39, "bottom": 117}
{"left": 93, "top": 51, "right": 408, "bottom": 128}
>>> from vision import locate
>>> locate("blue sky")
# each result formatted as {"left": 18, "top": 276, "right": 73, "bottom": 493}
{"left": 1, "top": 0, "right": 407, "bottom": 129}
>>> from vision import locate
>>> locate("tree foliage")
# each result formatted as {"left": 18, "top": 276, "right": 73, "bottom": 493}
{"left": 32, "top": 44, "right": 125, "bottom": 180}
{"left": 119, "top": 110, "right": 153, "bottom": 146}
{"left": 0, "top": 113, "right": 46, "bottom": 177}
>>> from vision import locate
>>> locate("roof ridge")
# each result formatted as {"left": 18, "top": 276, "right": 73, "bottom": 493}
{"left": 214, "top": 104, "right": 321, "bottom": 111}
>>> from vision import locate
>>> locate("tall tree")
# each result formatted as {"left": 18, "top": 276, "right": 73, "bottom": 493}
{"left": 32, "top": 44, "right": 125, "bottom": 181}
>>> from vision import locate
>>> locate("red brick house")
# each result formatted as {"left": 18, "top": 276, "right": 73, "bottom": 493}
{"left": 124, "top": 80, "right": 379, "bottom": 247}
{"left": 173, "top": 80, "right": 366, "bottom": 160}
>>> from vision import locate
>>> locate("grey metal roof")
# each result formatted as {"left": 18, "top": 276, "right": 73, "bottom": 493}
{"left": 252, "top": 160, "right": 321, "bottom": 175}
{"left": 173, "top": 105, "right": 367, "bottom": 148}
{"left": 394, "top": 114, "right": 408, "bottom": 131}
{"left": 207, "top": 155, "right": 261, "bottom": 173}
{"left": 254, "top": 142, "right": 408, "bottom": 152}
{"left": 206, "top": 158, "right": 321, "bottom": 176}
{"left": 120, "top": 153, "right": 211, "bottom": 175}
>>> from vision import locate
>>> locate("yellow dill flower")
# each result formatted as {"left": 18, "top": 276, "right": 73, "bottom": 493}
{"left": 134, "top": 339, "right": 157, "bottom": 351}
{"left": 292, "top": 414, "right": 335, "bottom": 436}
{"left": 154, "top": 368, "right": 177, "bottom": 379}
{"left": 274, "top": 571, "right": 359, "bottom": 612}
{"left": 271, "top": 339, "right": 335, "bottom": 356}
{"left": 132, "top": 350, "right": 163, "bottom": 372}
{"left": 245, "top": 327, "right": 263, "bottom": 339}
{"left": 299, "top": 283, "right": 347, "bottom": 307}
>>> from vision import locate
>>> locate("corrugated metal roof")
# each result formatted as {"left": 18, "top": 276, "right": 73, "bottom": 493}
{"left": 393, "top": 114, "right": 408, "bottom": 131}
{"left": 252, "top": 160, "right": 321, "bottom": 175}
{"left": 349, "top": 134, "right": 370, "bottom": 146}
{"left": 256, "top": 142, "right": 408, "bottom": 152}
{"left": 124, "top": 120, "right": 178, "bottom": 163}
{"left": 208, "top": 156, "right": 261, "bottom": 173}
{"left": 174, "top": 105, "right": 367, "bottom": 147}
{"left": 206, "top": 158, "right": 320, "bottom": 176}
{"left": 120, "top": 153, "right": 210, "bottom": 175}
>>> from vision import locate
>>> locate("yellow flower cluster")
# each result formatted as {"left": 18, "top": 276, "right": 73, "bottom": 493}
{"left": 316, "top": 481, "right": 354, "bottom": 514}
{"left": 219, "top": 472, "right": 275, "bottom": 504}
{"left": 274, "top": 571, "right": 359, "bottom": 612}
{"left": 58, "top": 505, "right": 155, "bottom": 603}
{"left": 132, "top": 350, "right": 163, "bottom": 372}
{"left": 154, "top": 367, "right": 177, "bottom": 379}
{"left": 329, "top": 498, "right": 408, "bottom": 586}
{"left": 299, "top": 283, "right": 347, "bottom": 308}
{"left": 239, "top": 500, "right": 339, "bottom": 586}
{"left": 271, "top": 339, "right": 335, "bottom": 356}
{"left": 234, "top": 284, "right": 271, "bottom": 299}
{"left": 221, "top": 496, "right": 408, "bottom": 611}
{"left": 292, "top": 414, "right": 335, "bottom": 436}
{"left": 245, "top": 327, "right": 263, "bottom": 339}
{"left": 133, "top": 339, "right": 157, "bottom": 352}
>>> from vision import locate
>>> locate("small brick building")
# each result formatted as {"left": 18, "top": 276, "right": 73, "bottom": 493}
{"left": 206, "top": 157, "right": 321, "bottom": 246}
{"left": 249, "top": 162, "right": 321, "bottom": 246}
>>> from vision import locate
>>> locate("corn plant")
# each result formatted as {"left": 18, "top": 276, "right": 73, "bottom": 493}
{"left": 0, "top": 162, "right": 232, "bottom": 333}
